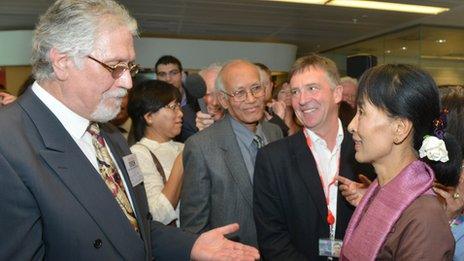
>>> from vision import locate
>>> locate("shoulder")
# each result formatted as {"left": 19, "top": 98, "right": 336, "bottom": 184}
{"left": 399, "top": 195, "right": 450, "bottom": 231}
{"left": 260, "top": 131, "right": 304, "bottom": 156}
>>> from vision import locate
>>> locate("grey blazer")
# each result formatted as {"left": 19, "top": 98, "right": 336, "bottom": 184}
{"left": 0, "top": 88, "right": 196, "bottom": 261}
{"left": 180, "top": 113, "right": 283, "bottom": 247}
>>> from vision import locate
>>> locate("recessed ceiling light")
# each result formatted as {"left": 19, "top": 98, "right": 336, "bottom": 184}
{"left": 436, "top": 39, "right": 446, "bottom": 44}
{"left": 264, "top": 0, "right": 449, "bottom": 14}
{"left": 385, "top": 50, "right": 391, "bottom": 54}
{"left": 401, "top": 46, "right": 407, "bottom": 51}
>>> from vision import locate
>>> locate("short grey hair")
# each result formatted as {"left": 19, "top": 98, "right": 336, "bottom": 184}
{"left": 198, "top": 63, "right": 222, "bottom": 78}
{"left": 32, "top": 0, "right": 138, "bottom": 81}
{"left": 340, "top": 76, "right": 358, "bottom": 86}
{"left": 215, "top": 59, "right": 258, "bottom": 99}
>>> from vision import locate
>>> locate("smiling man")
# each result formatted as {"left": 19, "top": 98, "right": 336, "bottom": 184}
{"left": 0, "top": 1, "right": 260, "bottom": 260}
{"left": 253, "top": 54, "right": 373, "bottom": 260}
{"left": 180, "top": 60, "right": 282, "bottom": 247}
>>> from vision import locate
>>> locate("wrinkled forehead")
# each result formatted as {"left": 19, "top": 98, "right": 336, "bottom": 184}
{"left": 223, "top": 62, "right": 260, "bottom": 90}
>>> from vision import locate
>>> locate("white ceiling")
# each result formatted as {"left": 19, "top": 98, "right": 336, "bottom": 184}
{"left": 1, "top": 0, "right": 463, "bottom": 56}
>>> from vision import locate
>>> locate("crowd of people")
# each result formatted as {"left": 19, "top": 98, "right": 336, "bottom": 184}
{"left": 1, "top": 0, "right": 463, "bottom": 260}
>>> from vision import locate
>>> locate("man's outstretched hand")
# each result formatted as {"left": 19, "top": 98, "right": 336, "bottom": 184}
{"left": 191, "top": 223, "right": 260, "bottom": 261}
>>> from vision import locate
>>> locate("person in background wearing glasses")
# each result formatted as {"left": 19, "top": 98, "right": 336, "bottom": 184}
{"left": 180, "top": 59, "right": 283, "bottom": 247}
{"left": 0, "top": 0, "right": 262, "bottom": 260}
{"left": 128, "top": 80, "right": 185, "bottom": 227}
{"left": 253, "top": 54, "right": 373, "bottom": 260}
{"left": 154, "top": 55, "right": 199, "bottom": 142}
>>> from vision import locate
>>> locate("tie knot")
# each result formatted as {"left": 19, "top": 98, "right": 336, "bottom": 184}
{"left": 253, "top": 135, "right": 264, "bottom": 149}
{"left": 87, "top": 122, "right": 101, "bottom": 136}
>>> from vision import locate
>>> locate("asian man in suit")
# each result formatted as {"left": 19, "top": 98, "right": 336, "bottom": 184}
{"left": 0, "top": 1, "right": 259, "bottom": 260}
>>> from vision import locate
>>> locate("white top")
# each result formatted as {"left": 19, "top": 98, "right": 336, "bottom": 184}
{"left": 130, "top": 137, "right": 184, "bottom": 225}
{"left": 304, "top": 119, "right": 344, "bottom": 236}
{"left": 31, "top": 82, "right": 138, "bottom": 213}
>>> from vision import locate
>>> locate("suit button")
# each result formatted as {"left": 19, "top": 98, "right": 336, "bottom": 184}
{"left": 147, "top": 212, "right": 153, "bottom": 221}
{"left": 93, "top": 239, "right": 102, "bottom": 249}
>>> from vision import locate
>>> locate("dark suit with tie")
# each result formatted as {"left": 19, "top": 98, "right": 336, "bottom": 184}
{"left": 253, "top": 130, "right": 373, "bottom": 260}
{"left": 0, "top": 89, "right": 196, "bottom": 260}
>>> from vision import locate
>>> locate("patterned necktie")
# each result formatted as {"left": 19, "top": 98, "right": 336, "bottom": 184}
{"left": 253, "top": 135, "right": 265, "bottom": 149}
{"left": 87, "top": 123, "right": 139, "bottom": 232}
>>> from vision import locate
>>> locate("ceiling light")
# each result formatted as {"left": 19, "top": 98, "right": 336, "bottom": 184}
{"left": 436, "top": 39, "right": 446, "bottom": 44}
{"left": 265, "top": 0, "right": 449, "bottom": 15}
{"left": 327, "top": 0, "right": 449, "bottom": 14}
{"left": 401, "top": 46, "right": 407, "bottom": 51}
{"left": 265, "top": 0, "right": 326, "bottom": 4}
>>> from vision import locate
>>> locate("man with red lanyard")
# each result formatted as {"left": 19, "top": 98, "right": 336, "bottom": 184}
{"left": 253, "top": 54, "right": 373, "bottom": 260}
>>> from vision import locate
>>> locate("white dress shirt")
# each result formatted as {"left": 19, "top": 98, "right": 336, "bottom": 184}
{"left": 31, "top": 82, "right": 138, "bottom": 213}
{"left": 304, "top": 119, "right": 344, "bottom": 235}
{"left": 130, "top": 137, "right": 183, "bottom": 225}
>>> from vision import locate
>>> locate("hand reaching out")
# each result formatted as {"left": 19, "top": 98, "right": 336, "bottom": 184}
{"left": 335, "top": 174, "right": 371, "bottom": 207}
{"left": 433, "top": 175, "right": 464, "bottom": 221}
{"left": 191, "top": 223, "right": 260, "bottom": 261}
{"left": 196, "top": 111, "right": 215, "bottom": 131}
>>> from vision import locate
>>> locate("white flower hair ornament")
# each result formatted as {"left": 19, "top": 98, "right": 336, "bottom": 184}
{"left": 419, "top": 135, "right": 449, "bottom": 163}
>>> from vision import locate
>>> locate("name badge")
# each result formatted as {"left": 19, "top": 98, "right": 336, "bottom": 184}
{"left": 123, "top": 154, "right": 144, "bottom": 187}
{"left": 319, "top": 238, "right": 342, "bottom": 258}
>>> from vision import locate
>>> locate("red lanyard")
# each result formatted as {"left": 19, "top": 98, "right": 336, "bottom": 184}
{"left": 304, "top": 131, "right": 339, "bottom": 226}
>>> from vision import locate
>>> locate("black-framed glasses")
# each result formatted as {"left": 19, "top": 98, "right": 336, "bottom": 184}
{"left": 87, "top": 55, "right": 139, "bottom": 79}
{"left": 221, "top": 84, "right": 265, "bottom": 102}
{"left": 164, "top": 102, "right": 182, "bottom": 111}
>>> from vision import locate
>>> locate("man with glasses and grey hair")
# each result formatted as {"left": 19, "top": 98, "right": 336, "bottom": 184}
{"left": 180, "top": 59, "right": 283, "bottom": 247}
{"left": 0, "top": 1, "right": 260, "bottom": 260}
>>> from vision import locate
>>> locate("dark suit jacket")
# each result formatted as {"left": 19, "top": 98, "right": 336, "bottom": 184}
{"left": 253, "top": 130, "right": 373, "bottom": 260}
{"left": 0, "top": 88, "right": 196, "bottom": 260}
{"left": 180, "top": 113, "right": 283, "bottom": 247}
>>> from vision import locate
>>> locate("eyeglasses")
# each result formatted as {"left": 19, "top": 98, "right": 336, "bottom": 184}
{"left": 87, "top": 55, "right": 139, "bottom": 79}
{"left": 221, "top": 84, "right": 265, "bottom": 102}
{"left": 156, "top": 70, "right": 180, "bottom": 79}
{"left": 164, "top": 102, "right": 182, "bottom": 111}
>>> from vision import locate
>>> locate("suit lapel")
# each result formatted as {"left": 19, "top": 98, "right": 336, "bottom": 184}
{"left": 100, "top": 125, "right": 150, "bottom": 248}
{"left": 19, "top": 90, "right": 144, "bottom": 259}
{"left": 291, "top": 131, "right": 328, "bottom": 222}
{"left": 217, "top": 115, "right": 253, "bottom": 208}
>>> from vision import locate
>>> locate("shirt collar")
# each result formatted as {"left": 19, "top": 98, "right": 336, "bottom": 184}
{"left": 229, "top": 115, "right": 264, "bottom": 146}
{"left": 32, "top": 81, "right": 90, "bottom": 140}
{"left": 304, "top": 119, "right": 344, "bottom": 150}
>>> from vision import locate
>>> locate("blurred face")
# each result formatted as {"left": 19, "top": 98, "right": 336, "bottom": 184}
{"left": 277, "top": 82, "right": 292, "bottom": 107}
{"left": 63, "top": 25, "right": 134, "bottom": 122}
{"left": 219, "top": 61, "right": 265, "bottom": 131}
{"left": 290, "top": 67, "right": 342, "bottom": 135}
{"left": 348, "top": 98, "right": 396, "bottom": 164}
{"left": 262, "top": 73, "right": 273, "bottom": 102}
{"left": 342, "top": 81, "right": 358, "bottom": 108}
{"left": 156, "top": 63, "right": 182, "bottom": 89}
{"left": 146, "top": 100, "right": 183, "bottom": 142}
{"left": 202, "top": 69, "right": 224, "bottom": 121}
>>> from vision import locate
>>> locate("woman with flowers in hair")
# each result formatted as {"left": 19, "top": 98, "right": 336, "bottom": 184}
{"left": 338, "top": 64, "right": 460, "bottom": 260}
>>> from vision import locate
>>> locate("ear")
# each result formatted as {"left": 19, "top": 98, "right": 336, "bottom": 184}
{"left": 393, "top": 117, "right": 413, "bottom": 144}
{"left": 143, "top": 112, "right": 153, "bottom": 125}
{"left": 49, "top": 48, "right": 71, "bottom": 81}
{"left": 218, "top": 93, "right": 229, "bottom": 110}
{"left": 333, "top": 84, "right": 343, "bottom": 103}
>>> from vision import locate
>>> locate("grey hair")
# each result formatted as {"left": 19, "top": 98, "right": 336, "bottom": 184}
{"left": 215, "top": 59, "right": 258, "bottom": 99}
{"left": 32, "top": 0, "right": 138, "bottom": 81}
{"left": 340, "top": 76, "right": 358, "bottom": 86}
{"left": 198, "top": 62, "right": 222, "bottom": 78}
{"left": 257, "top": 67, "right": 271, "bottom": 86}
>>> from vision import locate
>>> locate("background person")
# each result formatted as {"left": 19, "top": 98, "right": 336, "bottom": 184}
{"left": 128, "top": 80, "right": 184, "bottom": 226}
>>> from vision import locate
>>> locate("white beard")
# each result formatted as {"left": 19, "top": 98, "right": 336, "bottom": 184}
{"left": 90, "top": 88, "right": 127, "bottom": 123}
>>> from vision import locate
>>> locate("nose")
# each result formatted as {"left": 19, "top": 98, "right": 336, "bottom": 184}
{"left": 347, "top": 113, "right": 358, "bottom": 134}
{"left": 116, "top": 70, "right": 133, "bottom": 90}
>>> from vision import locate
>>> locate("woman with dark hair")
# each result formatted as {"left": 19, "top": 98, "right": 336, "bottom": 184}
{"left": 434, "top": 86, "right": 464, "bottom": 260}
{"left": 339, "top": 64, "right": 458, "bottom": 260}
{"left": 128, "top": 79, "right": 184, "bottom": 226}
